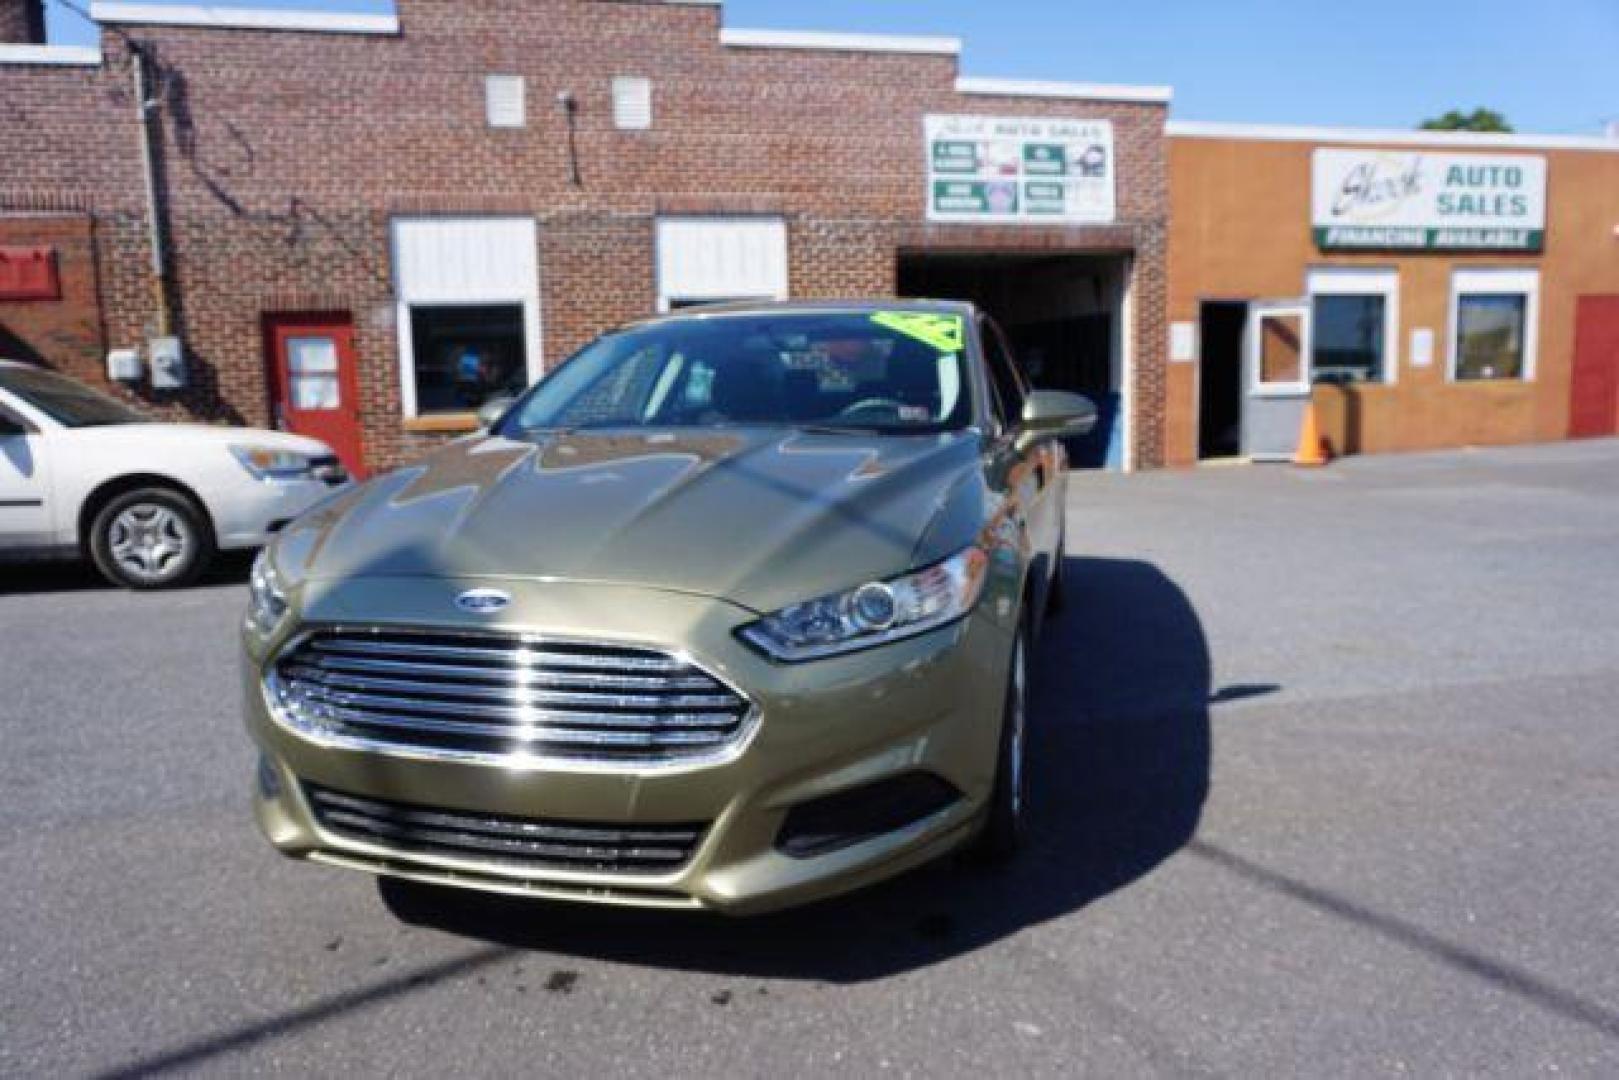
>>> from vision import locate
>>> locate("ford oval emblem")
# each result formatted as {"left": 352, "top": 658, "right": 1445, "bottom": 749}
{"left": 456, "top": 588, "right": 512, "bottom": 615}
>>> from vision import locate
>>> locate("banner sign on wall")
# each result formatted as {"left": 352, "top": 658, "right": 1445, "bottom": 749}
{"left": 925, "top": 115, "right": 1116, "bottom": 224}
{"left": 1312, "top": 149, "right": 1547, "bottom": 251}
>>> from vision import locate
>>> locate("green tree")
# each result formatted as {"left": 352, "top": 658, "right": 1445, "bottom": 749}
{"left": 1420, "top": 108, "right": 1514, "bottom": 133}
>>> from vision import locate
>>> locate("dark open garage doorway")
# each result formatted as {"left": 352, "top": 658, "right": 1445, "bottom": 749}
{"left": 898, "top": 251, "right": 1128, "bottom": 469}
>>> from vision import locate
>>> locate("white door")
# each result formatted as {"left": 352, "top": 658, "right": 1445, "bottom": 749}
{"left": 0, "top": 398, "right": 52, "bottom": 548}
{"left": 1244, "top": 300, "right": 1312, "bottom": 462}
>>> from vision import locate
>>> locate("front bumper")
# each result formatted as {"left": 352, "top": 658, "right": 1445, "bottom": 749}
{"left": 244, "top": 576, "right": 1015, "bottom": 914}
{"left": 213, "top": 476, "right": 350, "bottom": 550}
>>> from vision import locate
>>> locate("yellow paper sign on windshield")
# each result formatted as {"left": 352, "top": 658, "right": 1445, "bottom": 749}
{"left": 871, "top": 311, "right": 965, "bottom": 354}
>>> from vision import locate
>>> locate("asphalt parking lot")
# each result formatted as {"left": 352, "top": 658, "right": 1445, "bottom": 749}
{"left": 4, "top": 439, "right": 1618, "bottom": 1077}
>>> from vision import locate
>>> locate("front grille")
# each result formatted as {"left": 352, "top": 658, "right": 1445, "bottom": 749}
{"left": 269, "top": 628, "right": 754, "bottom": 764}
{"left": 306, "top": 784, "right": 704, "bottom": 875}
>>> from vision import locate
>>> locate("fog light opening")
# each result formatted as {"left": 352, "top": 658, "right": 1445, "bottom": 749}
{"left": 776, "top": 772, "right": 962, "bottom": 859}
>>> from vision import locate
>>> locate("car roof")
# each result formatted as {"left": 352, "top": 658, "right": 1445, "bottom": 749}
{"left": 620, "top": 297, "right": 981, "bottom": 332}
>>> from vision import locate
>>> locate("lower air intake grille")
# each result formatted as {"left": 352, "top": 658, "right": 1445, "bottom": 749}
{"left": 268, "top": 628, "right": 753, "bottom": 765}
{"left": 306, "top": 785, "right": 705, "bottom": 875}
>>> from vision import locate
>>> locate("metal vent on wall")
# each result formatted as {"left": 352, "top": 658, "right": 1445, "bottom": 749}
{"left": 486, "top": 75, "right": 527, "bottom": 129}
{"left": 612, "top": 76, "right": 652, "bottom": 131}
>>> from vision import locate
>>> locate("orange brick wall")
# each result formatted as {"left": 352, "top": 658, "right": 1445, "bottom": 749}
{"left": 1166, "top": 135, "right": 1619, "bottom": 466}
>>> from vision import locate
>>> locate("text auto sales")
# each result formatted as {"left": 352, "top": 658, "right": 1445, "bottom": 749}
{"left": 1333, "top": 160, "right": 1532, "bottom": 219}
{"left": 1317, "top": 152, "right": 1545, "bottom": 251}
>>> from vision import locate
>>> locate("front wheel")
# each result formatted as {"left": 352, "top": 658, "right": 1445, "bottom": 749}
{"left": 970, "top": 625, "right": 1030, "bottom": 861}
{"left": 88, "top": 488, "right": 213, "bottom": 589}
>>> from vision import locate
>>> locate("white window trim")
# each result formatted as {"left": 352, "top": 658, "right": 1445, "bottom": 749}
{"left": 390, "top": 216, "right": 543, "bottom": 420}
{"left": 1249, "top": 300, "right": 1313, "bottom": 398}
{"left": 395, "top": 298, "right": 543, "bottom": 419}
{"left": 1307, "top": 267, "right": 1401, "bottom": 386}
{"left": 1447, "top": 268, "right": 1540, "bottom": 384}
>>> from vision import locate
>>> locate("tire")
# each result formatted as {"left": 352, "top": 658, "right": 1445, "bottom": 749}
{"left": 970, "top": 624, "right": 1030, "bottom": 862}
{"left": 87, "top": 487, "right": 214, "bottom": 590}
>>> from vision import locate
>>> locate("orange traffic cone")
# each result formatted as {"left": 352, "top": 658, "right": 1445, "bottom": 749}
{"left": 1294, "top": 400, "right": 1332, "bottom": 467}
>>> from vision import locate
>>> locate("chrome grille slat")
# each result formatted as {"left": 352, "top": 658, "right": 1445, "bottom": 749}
{"left": 306, "top": 785, "right": 704, "bottom": 874}
{"left": 271, "top": 629, "right": 753, "bottom": 764}
{"left": 310, "top": 637, "right": 691, "bottom": 673}
{"left": 298, "top": 654, "right": 718, "bottom": 691}
{"left": 289, "top": 685, "right": 739, "bottom": 731}
{"left": 294, "top": 676, "right": 738, "bottom": 718}
{"left": 307, "top": 701, "right": 734, "bottom": 747}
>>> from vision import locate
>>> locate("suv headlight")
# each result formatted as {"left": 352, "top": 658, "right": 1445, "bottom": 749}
{"left": 232, "top": 445, "right": 316, "bottom": 481}
{"left": 739, "top": 546, "right": 989, "bottom": 663}
{"left": 247, "top": 549, "right": 289, "bottom": 637}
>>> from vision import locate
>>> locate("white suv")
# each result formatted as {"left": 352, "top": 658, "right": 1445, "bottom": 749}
{"left": 0, "top": 361, "right": 350, "bottom": 589}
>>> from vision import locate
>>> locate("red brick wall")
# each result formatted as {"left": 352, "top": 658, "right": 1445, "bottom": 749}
{"left": 0, "top": 0, "right": 46, "bottom": 44}
{"left": 0, "top": 0, "right": 1171, "bottom": 469}
{"left": 0, "top": 215, "right": 104, "bottom": 374}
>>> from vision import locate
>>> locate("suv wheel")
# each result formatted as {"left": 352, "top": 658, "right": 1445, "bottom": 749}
{"left": 88, "top": 488, "right": 213, "bottom": 589}
{"left": 971, "top": 624, "right": 1030, "bottom": 861}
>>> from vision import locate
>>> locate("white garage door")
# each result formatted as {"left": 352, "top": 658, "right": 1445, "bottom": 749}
{"left": 655, "top": 217, "right": 788, "bottom": 312}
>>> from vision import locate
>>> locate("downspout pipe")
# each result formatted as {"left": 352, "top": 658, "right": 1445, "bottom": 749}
{"left": 131, "top": 43, "right": 172, "bottom": 337}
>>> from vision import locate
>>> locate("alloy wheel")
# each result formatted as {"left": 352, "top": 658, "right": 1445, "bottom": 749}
{"left": 107, "top": 503, "right": 194, "bottom": 584}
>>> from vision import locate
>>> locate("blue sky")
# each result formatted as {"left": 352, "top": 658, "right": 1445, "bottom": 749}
{"left": 46, "top": 0, "right": 1618, "bottom": 135}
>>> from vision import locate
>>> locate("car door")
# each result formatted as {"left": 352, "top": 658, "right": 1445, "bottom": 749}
{"left": 0, "top": 393, "right": 53, "bottom": 549}
{"left": 980, "top": 316, "right": 1061, "bottom": 569}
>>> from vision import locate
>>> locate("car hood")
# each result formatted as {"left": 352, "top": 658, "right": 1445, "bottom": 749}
{"left": 63, "top": 422, "right": 331, "bottom": 458}
{"left": 276, "top": 428, "right": 988, "bottom": 614}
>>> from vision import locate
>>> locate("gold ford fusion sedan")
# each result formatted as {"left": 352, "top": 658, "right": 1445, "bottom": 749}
{"left": 243, "top": 300, "right": 1096, "bottom": 914}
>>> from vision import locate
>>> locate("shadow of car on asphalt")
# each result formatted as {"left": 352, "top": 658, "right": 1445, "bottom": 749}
{"left": 0, "top": 550, "right": 256, "bottom": 596}
{"left": 376, "top": 555, "right": 1215, "bottom": 983}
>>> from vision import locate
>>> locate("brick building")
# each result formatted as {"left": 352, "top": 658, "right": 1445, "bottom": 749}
{"left": 1, "top": 1, "right": 1615, "bottom": 476}
{"left": 1165, "top": 123, "right": 1619, "bottom": 464}
{"left": 0, "top": 0, "right": 1170, "bottom": 475}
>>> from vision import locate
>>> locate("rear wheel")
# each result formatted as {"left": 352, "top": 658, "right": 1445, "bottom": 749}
{"left": 971, "top": 625, "right": 1030, "bottom": 861}
{"left": 88, "top": 487, "right": 213, "bottom": 589}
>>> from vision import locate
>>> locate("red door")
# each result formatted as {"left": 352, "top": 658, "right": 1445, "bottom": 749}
{"left": 265, "top": 312, "right": 367, "bottom": 477}
{"left": 1570, "top": 296, "right": 1619, "bottom": 439}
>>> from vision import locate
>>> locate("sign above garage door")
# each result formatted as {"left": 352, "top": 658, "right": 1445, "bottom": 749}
{"left": 925, "top": 115, "right": 1116, "bottom": 225}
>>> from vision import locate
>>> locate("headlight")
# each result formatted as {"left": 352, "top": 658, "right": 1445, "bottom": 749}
{"left": 247, "top": 549, "right": 289, "bottom": 637}
{"left": 739, "top": 546, "right": 989, "bottom": 663}
{"left": 232, "top": 445, "right": 316, "bottom": 481}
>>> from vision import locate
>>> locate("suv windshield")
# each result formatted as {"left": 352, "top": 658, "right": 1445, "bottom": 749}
{"left": 501, "top": 311, "right": 973, "bottom": 437}
{"left": 0, "top": 366, "right": 149, "bottom": 428}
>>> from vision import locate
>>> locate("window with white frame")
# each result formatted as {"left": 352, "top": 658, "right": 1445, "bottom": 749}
{"left": 1451, "top": 268, "right": 1539, "bottom": 382}
{"left": 1308, "top": 268, "right": 1398, "bottom": 385}
{"left": 391, "top": 217, "right": 542, "bottom": 417}
{"left": 655, "top": 217, "right": 788, "bottom": 312}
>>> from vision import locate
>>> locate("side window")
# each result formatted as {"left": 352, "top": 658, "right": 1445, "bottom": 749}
{"left": 981, "top": 318, "right": 1028, "bottom": 429}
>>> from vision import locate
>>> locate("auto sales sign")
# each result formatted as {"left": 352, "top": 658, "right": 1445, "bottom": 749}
{"left": 1312, "top": 148, "right": 1546, "bottom": 251}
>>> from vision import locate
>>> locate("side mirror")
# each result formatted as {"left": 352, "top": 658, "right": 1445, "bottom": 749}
{"left": 1016, "top": 390, "right": 1097, "bottom": 451}
{"left": 0, "top": 410, "right": 29, "bottom": 436}
{"left": 476, "top": 395, "right": 516, "bottom": 432}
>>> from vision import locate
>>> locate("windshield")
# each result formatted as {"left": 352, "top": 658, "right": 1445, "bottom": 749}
{"left": 0, "top": 366, "right": 149, "bottom": 428}
{"left": 500, "top": 311, "right": 974, "bottom": 437}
